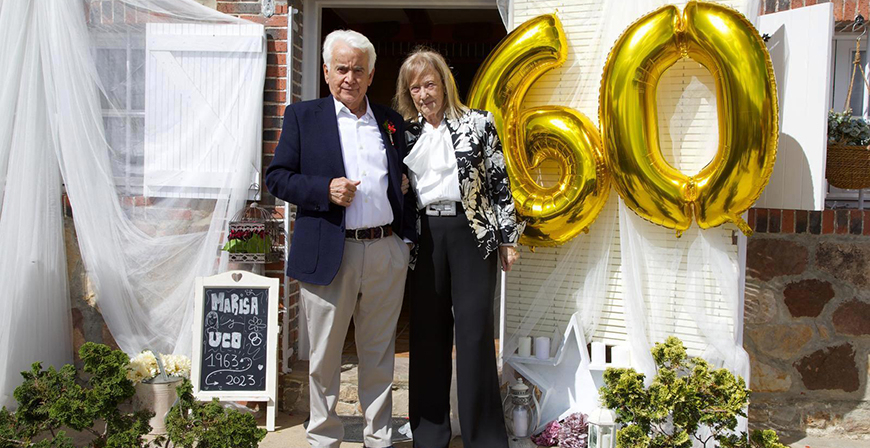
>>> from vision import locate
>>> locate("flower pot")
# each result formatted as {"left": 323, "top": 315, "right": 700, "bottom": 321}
{"left": 134, "top": 378, "right": 183, "bottom": 434}
{"left": 827, "top": 144, "right": 870, "bottom": 190}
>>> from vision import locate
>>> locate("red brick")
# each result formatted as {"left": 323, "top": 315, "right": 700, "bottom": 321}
{"left": 850, "top": 210, "right": 863, "bottom": 235}
{"left": 266, "top": 28, "right": 288, "bottom": 41}
{"left": 836, "top": 210, "right": 849, "bottom": 234}
{"left": 267, "top": 65, "right": 288, "bottom": 77}
{"left": 841, "top": 0, "right": 858, "bottom": 22}
{"left": 264, "top": 104, "right": 286, "bottom": 117}
{"left": 822, "top": 210, "right": 835, "bottom": 234}
{"left": 276, "top": 4, "right": 289, "bottom": 14}
{"left": 864, "top": 210, "right": 870, "bottom": 236}
{"left": 755, "top": 209, "right": 769, "bottom": 233}
{"left": 264, "top": 91, "right": 287, "bottom": 103}
{"left": 264, "top": 117, "right": 284, "bottom": 129}
{"left": 217, "top": 3, "right": 261, "bottom": 15}
{"left": 860, "top": 1, "right": 870, "bottom": 20}
{"left": 748, "top": 208, "right": 757, "bottom": 230}
{"left": 806, "top": 0, "right": 818, "bottom": 5}
{"left": 263, "top": 130, "right": 281, "bottom": 142}
{"left": 240, "top": 14, "right": 287, "bottom": 27}
{"left": 268, "top": 53, "right": 287, "bottom": 65}
{"left": 265, "top": 78, "right": 287, "bottom": 91}
{"left": 169, "top": 209, "right": 193, "bottom": 220}
{"left": 268, "top": 40, "right": 288, "bottom": 53}
{"left": 782, "top": 209, "right": 795, "bottom": 233}
{"left": 769, "top": 209, "right": 782, "bottom": 233}
{"left": 796, "top": 209, "right": 809, "bottom": 233}
{"left": 791, "top": 0, "right": 805, "bottom": 7}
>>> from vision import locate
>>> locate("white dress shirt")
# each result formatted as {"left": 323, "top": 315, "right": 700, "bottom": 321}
{"left": 404, "top": 119, "right": 462, "bottom": 209}
{"left": 334, "top": 96, "right": 393, "bottom": 230}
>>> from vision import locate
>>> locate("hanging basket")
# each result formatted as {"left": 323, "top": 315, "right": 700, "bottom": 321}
{"left": 826, "top": 143, "right": 870, "bottom": 190}
{"left": 224, "top": 203, "right": 284, "bottom": 264}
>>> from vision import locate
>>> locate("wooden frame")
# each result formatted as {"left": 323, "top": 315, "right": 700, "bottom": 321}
{"left": 192, "top": 270, "right": 279, "bottom": 431}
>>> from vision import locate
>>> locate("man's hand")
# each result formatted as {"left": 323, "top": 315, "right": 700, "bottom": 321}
{"left": 329, "top": 177, "right": 360, "bottom": 207}
{"left": 499, "top": 246, "right": 519, "bottom": 272}
{"left": 401, "top": 174, "right": 410, "bottom": 195}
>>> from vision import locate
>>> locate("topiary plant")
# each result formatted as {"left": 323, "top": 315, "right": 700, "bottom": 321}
{"left": 162, "top": 380, "right": 266, "bottom": 448}
{"left": 0, "top": 342, "right": 153, "bottom": 448}
{"left": 599, "top": 336, "right": 786, "bottom": 448}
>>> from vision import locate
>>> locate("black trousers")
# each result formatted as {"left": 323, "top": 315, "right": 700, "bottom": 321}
{"left": 409, "top": 208, "right": 509, "bottom": 448}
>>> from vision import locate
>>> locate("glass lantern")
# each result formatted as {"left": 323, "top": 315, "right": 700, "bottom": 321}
{"left": 502, "top": 378, "right": 540, "bottom": 439}
{"left": 587, "top": 406, "right": 617, "bottom": 448}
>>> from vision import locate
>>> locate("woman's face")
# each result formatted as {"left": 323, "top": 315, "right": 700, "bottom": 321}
{"left": 408, "top": 68, "right": 445, "bottom": 122}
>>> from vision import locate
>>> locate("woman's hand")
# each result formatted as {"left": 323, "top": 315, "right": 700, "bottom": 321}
{"left": 499, "top": 246, "right": 519, "bottom": 272}
{"left": 402, "top": 174, "right": 410, "bottom": 195}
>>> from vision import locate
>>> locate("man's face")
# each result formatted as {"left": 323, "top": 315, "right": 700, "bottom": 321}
{"left": 323, "top": 42, "right": 374, "bottom": 113}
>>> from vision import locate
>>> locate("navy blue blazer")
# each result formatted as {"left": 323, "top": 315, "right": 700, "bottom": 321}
{"left": 265, "top": 96, "right": 416, "bottom": 285}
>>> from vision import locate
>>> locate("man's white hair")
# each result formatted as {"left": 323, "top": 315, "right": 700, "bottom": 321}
{"left": 322, "top": 29, "right": 376, "bottom": 73}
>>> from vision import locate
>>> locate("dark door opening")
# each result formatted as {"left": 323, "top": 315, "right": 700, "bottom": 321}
{"left": 320, "top": 7, "right": 507, "bottom": 357}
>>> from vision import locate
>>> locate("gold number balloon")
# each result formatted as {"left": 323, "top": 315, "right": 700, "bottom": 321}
{"left": 600, "top": 1, "right": 778, "bottom": 235}
{"left": 467, "top": 14, "right": 610, "bottom": 247}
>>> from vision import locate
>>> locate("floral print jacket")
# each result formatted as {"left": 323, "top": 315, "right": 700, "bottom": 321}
{"left": 405, "top": 109, "right": 520, "bottom": 259}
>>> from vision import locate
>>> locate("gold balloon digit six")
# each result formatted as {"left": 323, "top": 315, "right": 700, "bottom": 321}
{"left": 467, "top": 14, "right": 611, "bottom": 247}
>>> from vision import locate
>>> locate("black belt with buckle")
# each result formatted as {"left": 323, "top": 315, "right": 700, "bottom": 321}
{"left": 346, "top": 224, "right": 393, "bottom": 240}
{"left": 425, "top": 201, "right": 460, "bottom": 217}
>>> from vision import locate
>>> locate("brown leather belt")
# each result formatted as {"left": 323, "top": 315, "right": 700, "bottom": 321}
{"left": 346, "top": 224, "right": 393, "bottom": 240}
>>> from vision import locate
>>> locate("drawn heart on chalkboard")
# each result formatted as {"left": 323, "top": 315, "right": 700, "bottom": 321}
{"left": 232, "top": 272, "right": 243, "bottom": 282}
{"left": 258, "top": 364, "right": 264, "bottom": 371}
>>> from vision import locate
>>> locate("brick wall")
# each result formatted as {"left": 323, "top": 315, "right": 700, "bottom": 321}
{"left": 763, "top": 0, "right": 869, "bottom": 21}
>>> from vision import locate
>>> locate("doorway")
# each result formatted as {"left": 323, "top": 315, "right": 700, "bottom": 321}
{"left": 316, "top": 6, "right": 507, "bottom": 356}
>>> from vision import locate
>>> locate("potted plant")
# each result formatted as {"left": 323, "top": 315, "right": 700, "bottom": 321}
{"left": 0, "top": 343, "right": 154, "bottom": 447}
{"left": 827, "top": 109, "right": 870, "bottom": 190}
{"left": 127, "top": 350, "right": 191, "bottom": 435}
{"left": 598, "top": 336, "right": 786, "bottom": 448}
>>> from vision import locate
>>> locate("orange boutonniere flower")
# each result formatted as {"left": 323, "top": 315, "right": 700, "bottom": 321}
{"left": 383, "top": 120, "right": 396, "bottom": 146}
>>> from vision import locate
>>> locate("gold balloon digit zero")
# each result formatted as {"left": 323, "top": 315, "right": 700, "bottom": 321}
{"left": 599, "top": 1, "right": 778, "bottom": 236}
{"left": 467, "top": 14, "right": 611, "bottom": 247}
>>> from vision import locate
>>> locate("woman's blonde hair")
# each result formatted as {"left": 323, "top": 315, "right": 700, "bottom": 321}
{"left": 393, "top": 48, "right": 469, "bottom": 122}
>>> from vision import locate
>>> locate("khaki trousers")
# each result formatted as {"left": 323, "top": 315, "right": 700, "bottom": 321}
{"left": 301, "top": 234, "right": 410, "bottom": 448}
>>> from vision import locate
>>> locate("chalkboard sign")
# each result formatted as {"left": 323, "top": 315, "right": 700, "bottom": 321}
{"left": 192, "top": 271, "right": 279, "bottom": 430}
{"left": 199, "top": 286, "right": 269, "bottom": 391}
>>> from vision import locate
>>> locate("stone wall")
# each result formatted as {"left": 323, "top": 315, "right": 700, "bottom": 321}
{"left": 744, "top": 209, "right": 870, "bottom": 440}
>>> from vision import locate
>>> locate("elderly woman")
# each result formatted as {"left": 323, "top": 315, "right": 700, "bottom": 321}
{"left": 395, "top": 49, "right": 519, "bottom": 448}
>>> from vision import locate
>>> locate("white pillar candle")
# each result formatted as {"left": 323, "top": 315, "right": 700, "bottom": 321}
{"left": 512, "top": 406, "right": 530, "bottom": 437}
{"left": 591, "top": 341, "right": 606, "bottom": 365}
{"left": 612, "top": 345, "right": 631, "bottom": 367}
{"left": 535, "top": 336, "right": 551, "bottom": 360}
{"left": 601, "top": 433, "right": 612, "bottom": 448}
{"left": 518, "top": 337, "right": 532, "bottom": 357}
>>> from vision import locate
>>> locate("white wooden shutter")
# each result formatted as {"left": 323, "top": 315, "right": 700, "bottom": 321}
{"left": 505, "top": 0, "right": 747, "bottom": 357}
{"left": 144, "top": 23, "right": 264, "bottom": 199}
{"left": 754, "top": 3, "right": 834, "bottom": 210}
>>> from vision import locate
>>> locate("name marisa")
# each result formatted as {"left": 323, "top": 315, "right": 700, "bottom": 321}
{"left": 210, "top": 292, "right": 260, "bottom": 315}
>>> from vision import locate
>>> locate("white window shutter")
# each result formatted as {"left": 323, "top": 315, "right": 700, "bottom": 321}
{"left": 144, "top": 23, "right": 264, "bottom": 199}
{"left": 755, "top": 3, "right": 834, "bottom": 211}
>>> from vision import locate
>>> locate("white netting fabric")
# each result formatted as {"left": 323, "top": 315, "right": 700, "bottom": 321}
{"left": 0, "top": 0, "right": 265, "bottom": 409}
{"left": 500, "top": 0, "right": 759, "bottom": 435}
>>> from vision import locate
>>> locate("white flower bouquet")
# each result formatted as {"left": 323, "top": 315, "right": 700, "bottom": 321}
{"left": 126, "top": 350, "right": 191, "bottom": 384}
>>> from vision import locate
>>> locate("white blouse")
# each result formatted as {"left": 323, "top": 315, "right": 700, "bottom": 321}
{"left": 404, "top": 119, "right": 462, "bottom": 209}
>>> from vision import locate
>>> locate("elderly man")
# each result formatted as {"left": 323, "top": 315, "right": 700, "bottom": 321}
{"left": 265, "top": 30, "right": 415, "bottom": 448}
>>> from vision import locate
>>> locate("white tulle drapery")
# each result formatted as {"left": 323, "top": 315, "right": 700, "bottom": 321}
{"left": 502, "top": 0, "right": 759, "bottom": 435}
{"left": 0, "top": 0, "right": 265, "bottom": 409}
